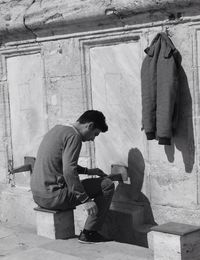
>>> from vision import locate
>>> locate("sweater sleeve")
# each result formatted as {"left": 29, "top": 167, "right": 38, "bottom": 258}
{"left": 62, "top": 134, "right": 89, "bottom": 203}
{"left": 77, "top": 165, "right": 88, "bottom": 175}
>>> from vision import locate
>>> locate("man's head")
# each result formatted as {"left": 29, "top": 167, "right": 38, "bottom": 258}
{"left": 75, "top": 110, "right": 108, "bottom": 142}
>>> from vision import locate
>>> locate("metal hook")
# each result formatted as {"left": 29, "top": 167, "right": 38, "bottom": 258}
{"left": 162, "top": 25, "right": 172, "bottom": 37}
{"left": 165, "top": 27, "right": 170, "bottom": 37}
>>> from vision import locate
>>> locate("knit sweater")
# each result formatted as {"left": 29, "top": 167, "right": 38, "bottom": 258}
{"left": 141, "top": 32, "right": 180, "bottom": 145}
{"left": 30, "top": 125, "right": 89, "bottom": 203}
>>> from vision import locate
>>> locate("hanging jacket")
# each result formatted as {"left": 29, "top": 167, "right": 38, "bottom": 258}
{"left": 141, "top": 32, "right": 180, "bottom": 145}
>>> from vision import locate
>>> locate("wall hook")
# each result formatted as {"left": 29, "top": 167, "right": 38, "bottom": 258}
{"left": 162, "top": 25, "right": 172, "bottom": 37}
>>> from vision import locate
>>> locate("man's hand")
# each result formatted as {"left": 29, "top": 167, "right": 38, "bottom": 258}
{"left": 87, "top": 168, "right": 107, "bottom": 177}
{"left": 83, "top": 200, "right": 98, "bottom": 216}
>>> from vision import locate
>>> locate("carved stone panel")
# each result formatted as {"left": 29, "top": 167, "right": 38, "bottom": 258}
{"left": 90, "top": 41, "right": 144, "bottom": 174}
{"left": 7, "top": 53, "right": 46, "bottom": 186}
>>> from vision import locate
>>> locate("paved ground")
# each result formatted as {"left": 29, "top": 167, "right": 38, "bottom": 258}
{"left": 0, "top": 222, "right": 153, "bottom": 260}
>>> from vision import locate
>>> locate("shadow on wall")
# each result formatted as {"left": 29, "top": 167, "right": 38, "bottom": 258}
{"left": 101, "top": 148, "right": 157, "bottom": 247}
{"left": 165, "top": 62, "right": 195, "bottom": 173}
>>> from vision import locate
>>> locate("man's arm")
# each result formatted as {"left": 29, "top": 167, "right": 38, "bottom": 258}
{"left": 77, "top": 165, "right": 88, "bottom": 175}
{"left": 62, "top": 134, "right": 90, "bottom": 203}
{"left": 77, "top": 165, "right": 107, "bottom": 177}
{"left": 62, "top": 136, "right": 98, "bottom": 215}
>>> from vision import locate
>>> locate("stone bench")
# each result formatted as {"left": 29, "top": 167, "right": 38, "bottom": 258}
{"left": 34, "top": 206, "right": 75, "bottom": 239}
{"left": 149, "top": 222, "right": 200, "bottom": 260}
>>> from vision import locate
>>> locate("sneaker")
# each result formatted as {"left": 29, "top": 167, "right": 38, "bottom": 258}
{"left": 78, "top": 230, "right": 111, "bottom": 244}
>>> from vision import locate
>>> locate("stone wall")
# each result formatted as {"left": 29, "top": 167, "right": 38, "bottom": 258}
{"left": 0, "top": 0, "right": 200, "bottom": 41}
{"left": 0, "top": 0, "right": 200, "bottom": 232}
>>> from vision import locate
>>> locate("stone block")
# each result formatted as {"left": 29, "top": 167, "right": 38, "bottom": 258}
{"left": 34, "top": 207, "right": 75, "bottom": 240}
{"left": 110, "top": 164, "right": 128, "bottom": 182}
{"left": 150, "top": 222, "right": 200, "bottom": 260}
{"left": 101, "top": 201, "right": 145, "bottom": 245}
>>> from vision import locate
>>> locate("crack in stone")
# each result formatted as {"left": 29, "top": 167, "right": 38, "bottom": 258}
{"left": 23, "top": 0, "right": 37, "bottom": 39}
{"left": 44, "top": 13, "right": 64, "bottom": 24}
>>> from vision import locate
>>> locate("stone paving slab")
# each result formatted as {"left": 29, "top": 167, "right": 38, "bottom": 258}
{"left": 0, "top": 224, "right": 52, "bottom": 258}
{"left": 2, "top": 248, "right": 82, "bottom": 260}
{"left": 0, "top": 223, "right": 153, "bottom": 260}
{"left": 41, "top": 239, "right": 153, "bottom": 260}
{"left": 0, "top": 226, "right": 14, "bottom": 239}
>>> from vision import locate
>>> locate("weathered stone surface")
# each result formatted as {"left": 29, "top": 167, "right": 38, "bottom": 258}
{"left": 0, "top": 151, "right": 7, "bottom": 183}
{"left": 90, "top": 41, "right": 144, "bottom": 174}
{"left": 42, "top": 37, "right": 84, "bottom": 130}
{"left": 6, "top": 53, "right": 47, "bottom": 170}
{"left": 43, "top": 39, "right": 81, "bottom": 77}
{"left": 149, "top": 163, "right": 197, "bottom": 207}
{"left": 3, "top": 248, "right": 83, "bottom": 260}
{"left": 0, "top": 0, "right": 200, "bottom": 40}
{"left": 21, "top": 0, "right": 200, "bottom": 37}
{"left": 1, "top": 0, "right": 200, "bottom": 239}
{"left": 0, "top": 186, "right": 36, "bottom": 226}
{"left": 152, "top": 205, "right": 200, "bottom": 226}
{"left": 0, "top": 224, "right": 153, "bottom": 260}
{"left": 151, "top": 222, "right": 200, "bottom": 235}
{"left": 46, "top": 75, "right": 84, "bottom": 128}
{"left": 35, "top": 208, "right": 75, "bottom": 239}
{"left": 0, "top": 0, "right": 37, "bottom": 42}
{"left": 150, "top": 223, "right": 200, "bottom": 260}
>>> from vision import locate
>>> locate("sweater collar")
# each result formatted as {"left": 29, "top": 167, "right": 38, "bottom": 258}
{"left": 70, "top": 124, "right": 82, "bottom": 139}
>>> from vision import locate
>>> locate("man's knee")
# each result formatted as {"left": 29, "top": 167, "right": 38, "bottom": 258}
{"left": 101, "top": 177, "right": 115, "bottom": 195}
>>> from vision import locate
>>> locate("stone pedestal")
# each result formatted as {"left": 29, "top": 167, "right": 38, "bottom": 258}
{"left": 109, "top": 164, "right": 128, "bottom": 182}
{"left": 34, "top": 207, "right": 75, "bottom": 239}
{"left": 149, "top": 222, "right": 200, "bottom": 260}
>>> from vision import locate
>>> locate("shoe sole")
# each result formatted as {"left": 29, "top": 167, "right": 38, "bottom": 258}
{"left": 78, "top": 239, "right": 107, "bottom": 244}
{"left": 78, "top": 239, "right": 96, "bottom": 244}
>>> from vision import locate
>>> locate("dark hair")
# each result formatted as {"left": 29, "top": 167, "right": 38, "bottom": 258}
{"left": 77, "top": 110, "right": 108, "bottom": 132}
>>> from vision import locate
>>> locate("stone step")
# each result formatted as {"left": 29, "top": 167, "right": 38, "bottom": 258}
{"left": 0, "top": 223, "right": 153, "bottom": 260}
{"left": 0, "top": 186, "right": 153, "bottom": 248}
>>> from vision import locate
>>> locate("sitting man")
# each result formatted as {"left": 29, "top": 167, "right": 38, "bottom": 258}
{"left": 30, "top": 110, "right": 115, "bottom": 243}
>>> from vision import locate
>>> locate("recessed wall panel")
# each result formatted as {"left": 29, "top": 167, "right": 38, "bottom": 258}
{"left": 90, "top": 42, "right": 143, "bottom": 174}
{"left": 7, "top": 53, "right": 46, "bottom": 171}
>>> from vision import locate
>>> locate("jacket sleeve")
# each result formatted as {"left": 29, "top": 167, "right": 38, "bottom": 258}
{"left": 141, "top": 37, "right": 161, "bottom": 140}
{"left": 62, "top": 134, "right": 89, "bottom": 203}
{"left": 156, "top": 37, "right": 179, "bottom": 145}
